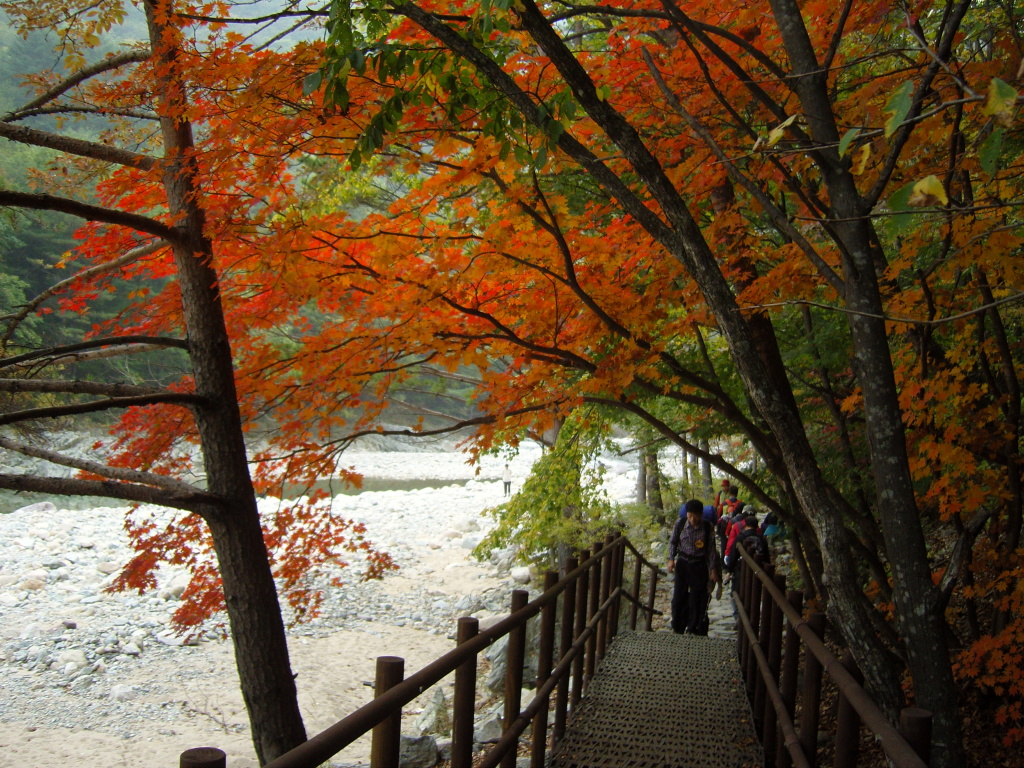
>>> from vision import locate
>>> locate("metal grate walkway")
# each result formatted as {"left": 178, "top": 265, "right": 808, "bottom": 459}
{"left": 548, "top": 631, "right": 763, "bottom": 768}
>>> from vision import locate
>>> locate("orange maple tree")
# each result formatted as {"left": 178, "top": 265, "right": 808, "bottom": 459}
{"left": 2, "top": 0, "right": 1024, "bottom": 763}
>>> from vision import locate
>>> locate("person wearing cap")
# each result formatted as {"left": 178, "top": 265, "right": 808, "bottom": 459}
{"left": 667, "top": 498, "right": 722, "bottom": 634}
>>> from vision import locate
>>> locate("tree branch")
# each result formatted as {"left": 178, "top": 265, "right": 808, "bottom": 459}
{"left": 1, "top": 336, "right": 190, "bottom": 370}
{"left": 0, "top": 436, "right": 203, "bottom": 496}
{"left": 0, "top": 473, "right": 223, "bottom": 513}
{"left": 1, "top": 241, "right": 169, "bottom": 349}
{"left": 0, "top": 122, "right": 156, "bottom": 170}
{"left": 0, "top": 190, "right": 176, "bottom": 240}
{"left": 0, "top": 378, "right": 180, "bottom": 398}
{"left": 3, "top": 50, "right": 152, "bottom": 121}
{"left": 0, "top": 393, "right": 205, "bottom": 426}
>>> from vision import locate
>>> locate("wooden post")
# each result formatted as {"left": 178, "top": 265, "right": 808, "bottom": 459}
{"left": 737, "top": 554, "right": 750, "bottom": 674}
{"left": 799, "top": 612, "right": 827, "bottom": 768}
{"left": 451, "top": 617, "right": 479, "bottom": 768}
{"left": 596, "top": 534, "right": 614, "bottom": 660}
{"left": 775, "top": 590, "right": 804, "bottom": 768}
{"left": 501, "top": 590, "right": 529, "bottom": 768}
{"left": 745, "top": 554, "right": 764, "bottom": 698}
{"left": 900, "top": 707, "right": 932, "bottom": 767}
{"left": 834, "top": 651, "right": 864, "bottom": 768}
{"left": 608, "top": 535, "right": 623, "bottom": 640}
{"left": 585, "top": 540, "right": 602, "bottom": 685}
{"left": 753, "top": 563, "right": 775, "bottom": 736}
{"left": 530, "top": 571, "right": 558, "bottom": 768}
{"left": 554, "top": 556, "right": 578, "bottom": 743}
{"left": 572, "top": 547, "right": 591, "bottom": 707}
{"left": 645, "top": 565, "right": 658, "bottom": 631}
{"left": 630, "top": 550, "right": 643, "bottom": 630}
{"left": 370, "top": 656, "right": 404, "bottom": 768}
{"left": 762, "top": 572, "right": 786, "bottom": 767}
{"left": 180, "top": 748, "right": 225, "bottom": 768}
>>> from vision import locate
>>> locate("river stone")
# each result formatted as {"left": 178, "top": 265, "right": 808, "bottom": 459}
{"left": 413, "top": 687, "right": 450, "bottom": 736}
{"left": 96, "top": 562, "right": 120, "bottom": 575}
{"left": 18, "top": 579, "right": 46, "bottom": 591}
{"left": 473, "top": 713, "right": 503, "bottom": 744}
{"left": 12, "top": 501, "right": 57, "bottom": 515}
{"left": 510, "top": 567, "right": 531, "bottom": 584}
{"left": 399, "top": 735, "right": 438, "bottom": 768}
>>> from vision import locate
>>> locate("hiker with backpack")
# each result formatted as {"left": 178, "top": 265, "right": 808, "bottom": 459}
{"left": 725, "top": 514, "right": 769, "bottom": 587}
{"left": 668, "top": 499, "right": 722, "bottom": 635}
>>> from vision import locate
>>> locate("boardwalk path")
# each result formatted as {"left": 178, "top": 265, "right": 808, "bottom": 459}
{"left": 548, "top": 631, "right": 762, "bottom": 768}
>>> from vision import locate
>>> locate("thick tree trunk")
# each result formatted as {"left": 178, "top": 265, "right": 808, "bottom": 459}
{"left": 767, "top": 1, "right": 966, "bottom": 763}
{"left": 144, "top": 1, "right": 306, "bottom": 762}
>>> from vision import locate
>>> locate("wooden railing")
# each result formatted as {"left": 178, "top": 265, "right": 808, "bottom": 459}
{"left": 733, "top": 544, "right": 933, "bottom": 768}
{"left": 179, "top": 531, "right": 663, "bottom": 768}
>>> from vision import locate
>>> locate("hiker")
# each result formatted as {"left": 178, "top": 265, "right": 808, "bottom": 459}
{"left": 502, "top": 464, "right": 512, "bottom": 496}
{"left": 702, "top": 503, "right": 717, "bottom": 524}
{"left": 712, "top": 478, "right": 730, "bottom": 517}
{"left": 725, "top": 514, "right": 768, "bottom": 587}
{"left": 717, "top": 486, "right": 745, "bottom": 554}
{"left": 760, "top": 509, "right": 782, "bottom": 538}
{"left": 668, "top": 499, "right": 721, "bottom": 635}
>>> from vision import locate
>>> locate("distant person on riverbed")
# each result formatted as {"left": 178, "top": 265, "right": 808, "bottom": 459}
{"left": 502, "top": 464, "right": 512, "bottom": 496}
{"left": 668, "top": 499, "right": 721, "bottom": 635}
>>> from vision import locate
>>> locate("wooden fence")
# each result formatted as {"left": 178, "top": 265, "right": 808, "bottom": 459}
{"left": 733, "top": 544, "right": 933, "bottom": 768}
{"left": 180, "top": 531, "right": 662, "bottom": 768}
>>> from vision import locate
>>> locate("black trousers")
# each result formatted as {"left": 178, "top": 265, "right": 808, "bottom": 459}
{"left": 671, "top": 556, "right": 710, "bottom": 635}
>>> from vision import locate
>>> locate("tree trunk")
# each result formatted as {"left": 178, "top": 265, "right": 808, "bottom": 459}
{"left": 698, "top": 438, "right": 712, "bottom": 500}
{"left": 635, "top": 451, "right": 647, "bottom": 505}
{"left": 144, "top": 1, "right": 306, "bottom": 761}
{"left": 767, "top": 1, "right": 966, "bottom": 762}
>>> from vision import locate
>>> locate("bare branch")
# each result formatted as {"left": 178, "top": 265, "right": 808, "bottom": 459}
{"left": 0, "top": 378, "right": 178, "bottom": 398}
{"left": 0, "top": 473, "right": 222, "bottom": 513}
{"left": 3, "top": 50, "right": 152, "bottom": 121}
{"left": 0, "top": 190, "right": 175, "bottom": 240}
{"left": 0, "top": 436, "right": 202, "bottom": 496}
{"left": 0, "top": 122, "right": 156, "bottom": 170}
{"left": 0, "top": 393, "right": 205, "bottom": 427}
{"left": 1, "top": 336, "right": 189, "bottom": 370}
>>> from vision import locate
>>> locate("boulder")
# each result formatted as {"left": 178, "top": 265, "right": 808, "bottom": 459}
{"left": 473, "top": 711, "right": 503, "bottom": 744}
{"left": 413, "top": 687, "right": 451, "bottom": 737}
{"left": 399, "top": 734, "right": 438, "bottom": 768}
{"left": 510, "top": 567, "right": 532, "bottom": 584}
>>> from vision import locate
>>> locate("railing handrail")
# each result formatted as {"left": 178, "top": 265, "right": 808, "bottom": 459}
{"left": 734, "top": 543, "right": 930, "bottom": 768}
{"left": 258, "top": 533, "right": 662, "bottom": 768}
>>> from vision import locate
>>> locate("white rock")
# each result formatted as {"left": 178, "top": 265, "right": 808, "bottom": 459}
{"left": 122, "top": 642, "right": 142, "bottom": 656}
{"left": 510, "top": 567, "right": 532, "bottom": 584}
{"left": 58, "top": 649, "right": 88, "bottom": 667}
{"left": 110, "top": 684, "right": 138, "bottom": 702}
{"left": 12, "top": 501, "right": 57, "bottom": 515}
{"left": 96, "top": 562, "right": 120, "bottom": 575}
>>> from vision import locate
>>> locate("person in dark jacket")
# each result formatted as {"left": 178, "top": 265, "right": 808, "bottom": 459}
{"left": 668, "top": 499, "right": 721, "bottom": 634}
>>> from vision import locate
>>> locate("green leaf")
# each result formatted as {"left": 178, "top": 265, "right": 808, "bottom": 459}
{"left": 302, "top": 71, "right": 323, "bottom": 96}
{"left": 884, "top": 81, "right": 914, "bottom": 138}
{"left": 980, "top": 127, "right": 1004, "bottom": 178}
{"left": 888, "top": 180, "right": 917, "bottom": 212}
{"left": 838, "top": 128, "right": 860, "bottom": 158}
{"left": 983, "top": 78, "right": 1019, "bottom": 127}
